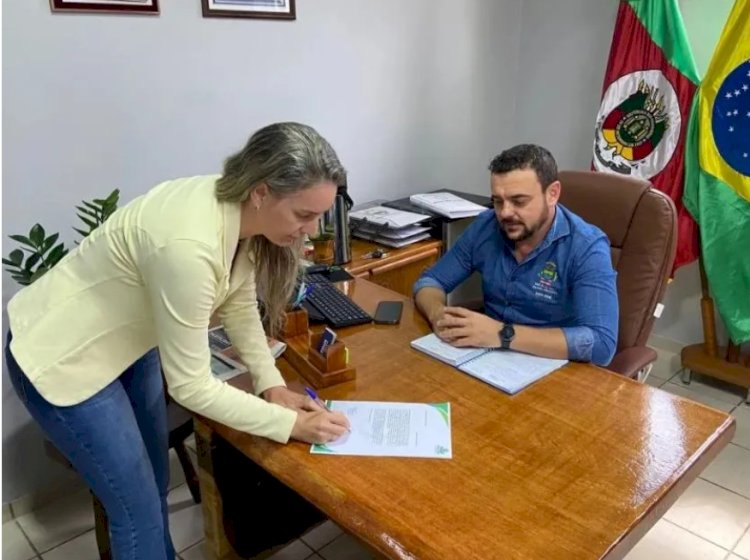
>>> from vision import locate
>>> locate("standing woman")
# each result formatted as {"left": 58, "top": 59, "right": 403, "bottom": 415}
{"left": 4, "top": 122, "right": 351, "bottom": 560}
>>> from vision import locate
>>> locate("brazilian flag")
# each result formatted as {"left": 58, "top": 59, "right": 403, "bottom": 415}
{"left": 684, "top": 0, "right": 750, "bottom": 344}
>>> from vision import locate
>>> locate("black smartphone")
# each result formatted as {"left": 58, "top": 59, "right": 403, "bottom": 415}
{"left": 374, "top": 301, "right": 403, "bottom": 325}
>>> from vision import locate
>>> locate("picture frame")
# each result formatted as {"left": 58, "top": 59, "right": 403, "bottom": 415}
{"left": 49, "top": 0, "right": 159, "bottom": 15}
{"left": 201, "top": 0, "right": 296, "bottom": 20}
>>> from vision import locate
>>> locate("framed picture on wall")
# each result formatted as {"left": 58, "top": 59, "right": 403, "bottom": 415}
{"left": 49, "top": 0, "right": 159, "bottom": 14}
{"left": 201, "top": 0, "right": 296, "bottom": 20}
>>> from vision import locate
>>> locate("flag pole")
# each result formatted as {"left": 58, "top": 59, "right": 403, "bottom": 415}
{"left": 681, "top": 255, "right": 750, "bottom": 403}
{"left": 698, "top": 257, "right": 718, "bottom": 357}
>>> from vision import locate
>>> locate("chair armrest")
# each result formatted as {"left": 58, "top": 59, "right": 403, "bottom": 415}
{"left": 606, "top": 346, "right": 658, "bottom": 379}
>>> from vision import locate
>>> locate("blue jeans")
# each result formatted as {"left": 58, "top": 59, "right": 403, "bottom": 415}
{"left": 5, "top": 333, "right": 175, "bottom": 560}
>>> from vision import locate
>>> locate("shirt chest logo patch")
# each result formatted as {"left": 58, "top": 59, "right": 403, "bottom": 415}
{"left": 532, "top": 261, "right": 559, "bottom": 302}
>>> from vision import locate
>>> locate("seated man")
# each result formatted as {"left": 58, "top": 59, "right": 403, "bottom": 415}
{"left": 413, "top": 144, "right": 618, "bottom": 366}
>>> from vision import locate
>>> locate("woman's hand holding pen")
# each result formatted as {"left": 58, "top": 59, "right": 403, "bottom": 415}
{"left": 291, "top": 409, "right": 350, "bottom": 444}
{"left": 263, "top": 385, "right": 318, "bottom": 411}
{"left": 263, "top": 386, "right": 350, "bottom": 443}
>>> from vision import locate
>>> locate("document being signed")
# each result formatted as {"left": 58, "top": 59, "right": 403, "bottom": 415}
{"left": 310, "top": 401, "right": 452, "bottom": 459}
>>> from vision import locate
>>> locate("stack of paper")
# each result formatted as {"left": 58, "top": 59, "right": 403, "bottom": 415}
{"left": 349, "top": 205, "right": 433, "bottom": 248}
{"left": 409, "top": 193, "right": 487, "bottom": 219}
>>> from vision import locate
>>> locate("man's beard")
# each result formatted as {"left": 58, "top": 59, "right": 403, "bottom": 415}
{"left": 502, "top": 206, "right": 549, "bottom": 243}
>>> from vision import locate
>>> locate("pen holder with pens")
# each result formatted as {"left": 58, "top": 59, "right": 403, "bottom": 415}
{"left": 281, "top": 309, "right": 357, "bottom": 388}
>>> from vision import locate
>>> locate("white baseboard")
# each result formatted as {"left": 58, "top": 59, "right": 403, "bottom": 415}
{"left": 647, "top": 333, "right": 688, "bottom": 355}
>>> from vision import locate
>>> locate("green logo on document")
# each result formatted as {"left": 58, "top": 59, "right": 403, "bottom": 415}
{"left": 434, "top": 445, "right": 449, "bottom": 456}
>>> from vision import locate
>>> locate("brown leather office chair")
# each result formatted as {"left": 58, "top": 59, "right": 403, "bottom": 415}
{"left": 558, "top": 170, "right": 677, "bottom": 380}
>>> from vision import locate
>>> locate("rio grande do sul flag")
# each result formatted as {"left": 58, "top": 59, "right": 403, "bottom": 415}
{"left": 684, "top": 0, "right": 750, "bottom": 344}
{"left": 592, "top": 0, "right": 700, "bottom": 271}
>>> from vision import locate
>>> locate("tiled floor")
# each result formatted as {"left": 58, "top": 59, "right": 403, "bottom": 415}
{"left": 3, "top": 347, "right": 749, "bottom": 560}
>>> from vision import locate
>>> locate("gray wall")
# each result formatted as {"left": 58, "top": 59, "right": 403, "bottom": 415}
{"left": 2, "top": 0, "right": 522, "bottom": 503}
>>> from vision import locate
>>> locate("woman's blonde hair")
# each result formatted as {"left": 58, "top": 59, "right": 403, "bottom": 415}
{"left": 215, "top": 122, "right": 346, "bottom": 335}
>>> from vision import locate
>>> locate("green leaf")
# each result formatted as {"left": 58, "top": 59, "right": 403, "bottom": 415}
{"left": 9, "top": 249, "right": 23, "bottom": 265}
{"left": 79, "top": 216, "right": 98, "bottom": 229}
{"left": 73, "top": 227, "right": 89, "bottom": 238}
{"left": 8, "top": 235, "right": 35, "bottom": 248}
{"left": 47, "top": 243, "right": 68, "bottom": 268}
{"left": 47, "top": 244, "right": 67, "bottom": 265}
{"left": 24, "top": 253, "right": 41, "bottom": 271}
{"left": 42, "top": 233, "right": 60, "bottom": 253}
{"left": 11, "top": 273, "right": 30, "bottom": 285}
{"left": 29, "top": 268, "right": 48, "bottom": 283}
{"left": 76, "top": 206, "right": 99, "bottom": 220}
{"left": 2, "top": 259, "right": 19, "bottom": 267}
{"left": 92, "top": 198, "right": 105, "bottom": 205}
{"left": 82, "top": 201, "right": 102, "bottom": 214}
{"left": 105, "top": 189, "right": 120, "bottom": 204}
{"left": 29, "top": 224, "right": 45, "bottom": 246}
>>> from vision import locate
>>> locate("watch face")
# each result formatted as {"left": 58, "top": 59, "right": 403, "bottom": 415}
{"left": 501, "top": 324, "right": 515, "bottom": 339}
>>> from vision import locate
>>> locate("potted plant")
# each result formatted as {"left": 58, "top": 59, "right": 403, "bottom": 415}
{"left": 3, "top": 190, "right": 120, "bottom": 286}
{"left": 308, "top": 218, "right": 335, "bottom": 265}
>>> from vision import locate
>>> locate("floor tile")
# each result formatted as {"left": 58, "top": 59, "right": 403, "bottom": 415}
{"left": 2, "top": 521, "right": 37, "bottom": 560}
{"left": 318, "top": 534, "right": 374, "bottom": 560}
{"left": 734, "top": 526, "right": 750, "bottom": 559}
{"left": 168, "top": 483, "right": 204, "bottom": 553}
{"left": 729, "top": 554, "right": 746, "bottom": 560}
{"left": 267, "top": 539, "right": 314, "bottom": 560}
{"left": 645, "top": 374, "right": 667, "bottom": 388}
{"left": 41, "top": 529, "right": 99, "bottom": 560}
{"left": 623, "top": 519, "right": 727, "bottom": 560}
{"left": 701, "top": 444, "right": 750, "bottom": 499}
{"left": 661, "top": 382, "right": 736, "bottom": 413}
{"left": 664, "top": 479, "right": 750, "bottom": 549}
{"left": 301, "top": 520, "right": 343, "bottom": 551}
{"left": 732, "top": 406, "right": 750, "bottom": 451}
{"left": 668, "top": 373, "right": 745, "bottom": 407}
{"left": 16, "top": 488, "right": 94, "bottom": 553}
{"left": 180, "top": 540, "right": 210, "bottom": 560}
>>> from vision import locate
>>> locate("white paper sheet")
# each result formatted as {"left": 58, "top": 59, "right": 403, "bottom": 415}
{"left": 410, "top": 333, "right": 486, "bottom": 366}
{"left": 349, "top": 205, "right": 431, "bottom": 228}
{"left": 458, "top": 352, "right": 567, "bottom": 395}
{"left": 310, "top": 401, "right": 452, "bottom": 459}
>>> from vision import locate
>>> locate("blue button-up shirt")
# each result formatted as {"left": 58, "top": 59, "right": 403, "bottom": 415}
{"left": 413, "top": 206, "right": 618, "bottom": 365}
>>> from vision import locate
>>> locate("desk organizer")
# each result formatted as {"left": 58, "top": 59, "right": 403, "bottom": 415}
{"left": 281, "top": 309, "right": 357, "bottom": 388}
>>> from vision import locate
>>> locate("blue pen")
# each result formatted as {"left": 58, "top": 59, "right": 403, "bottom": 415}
{"left": 305, "top": 386, "right": 332, "bottom": 411}
{"left": 293, "top": 281, "right": 310, "bottom": 309}
{"left": 305, "top": 387, "right": 351, "bottom": 432}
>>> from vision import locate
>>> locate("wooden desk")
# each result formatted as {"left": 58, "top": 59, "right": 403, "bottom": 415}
{"left": 345, "top": 239, "right": 441, "bottom": 298}
{"left": 196, "top": 279, "right": 735, "bottom": 560}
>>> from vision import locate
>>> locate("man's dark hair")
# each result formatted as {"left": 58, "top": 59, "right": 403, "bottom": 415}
{"left": 488, "top": 144, "right": 558, "bottom": 190}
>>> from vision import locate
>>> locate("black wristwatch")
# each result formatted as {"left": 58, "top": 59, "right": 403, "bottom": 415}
{"left": 498, "top": 323, "right": 515, "bottom": 350}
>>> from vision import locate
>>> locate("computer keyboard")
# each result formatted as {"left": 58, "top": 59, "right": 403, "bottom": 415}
{"left": 303, "top": 282, "right": 372, "bottom": 328}
{"left": 303, "top": 272, "right": 332, "bottom": 284}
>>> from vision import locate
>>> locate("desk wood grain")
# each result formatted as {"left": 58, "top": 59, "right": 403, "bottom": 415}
{"left": 198, "top": 279, "right": 735, "bottom": 560}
